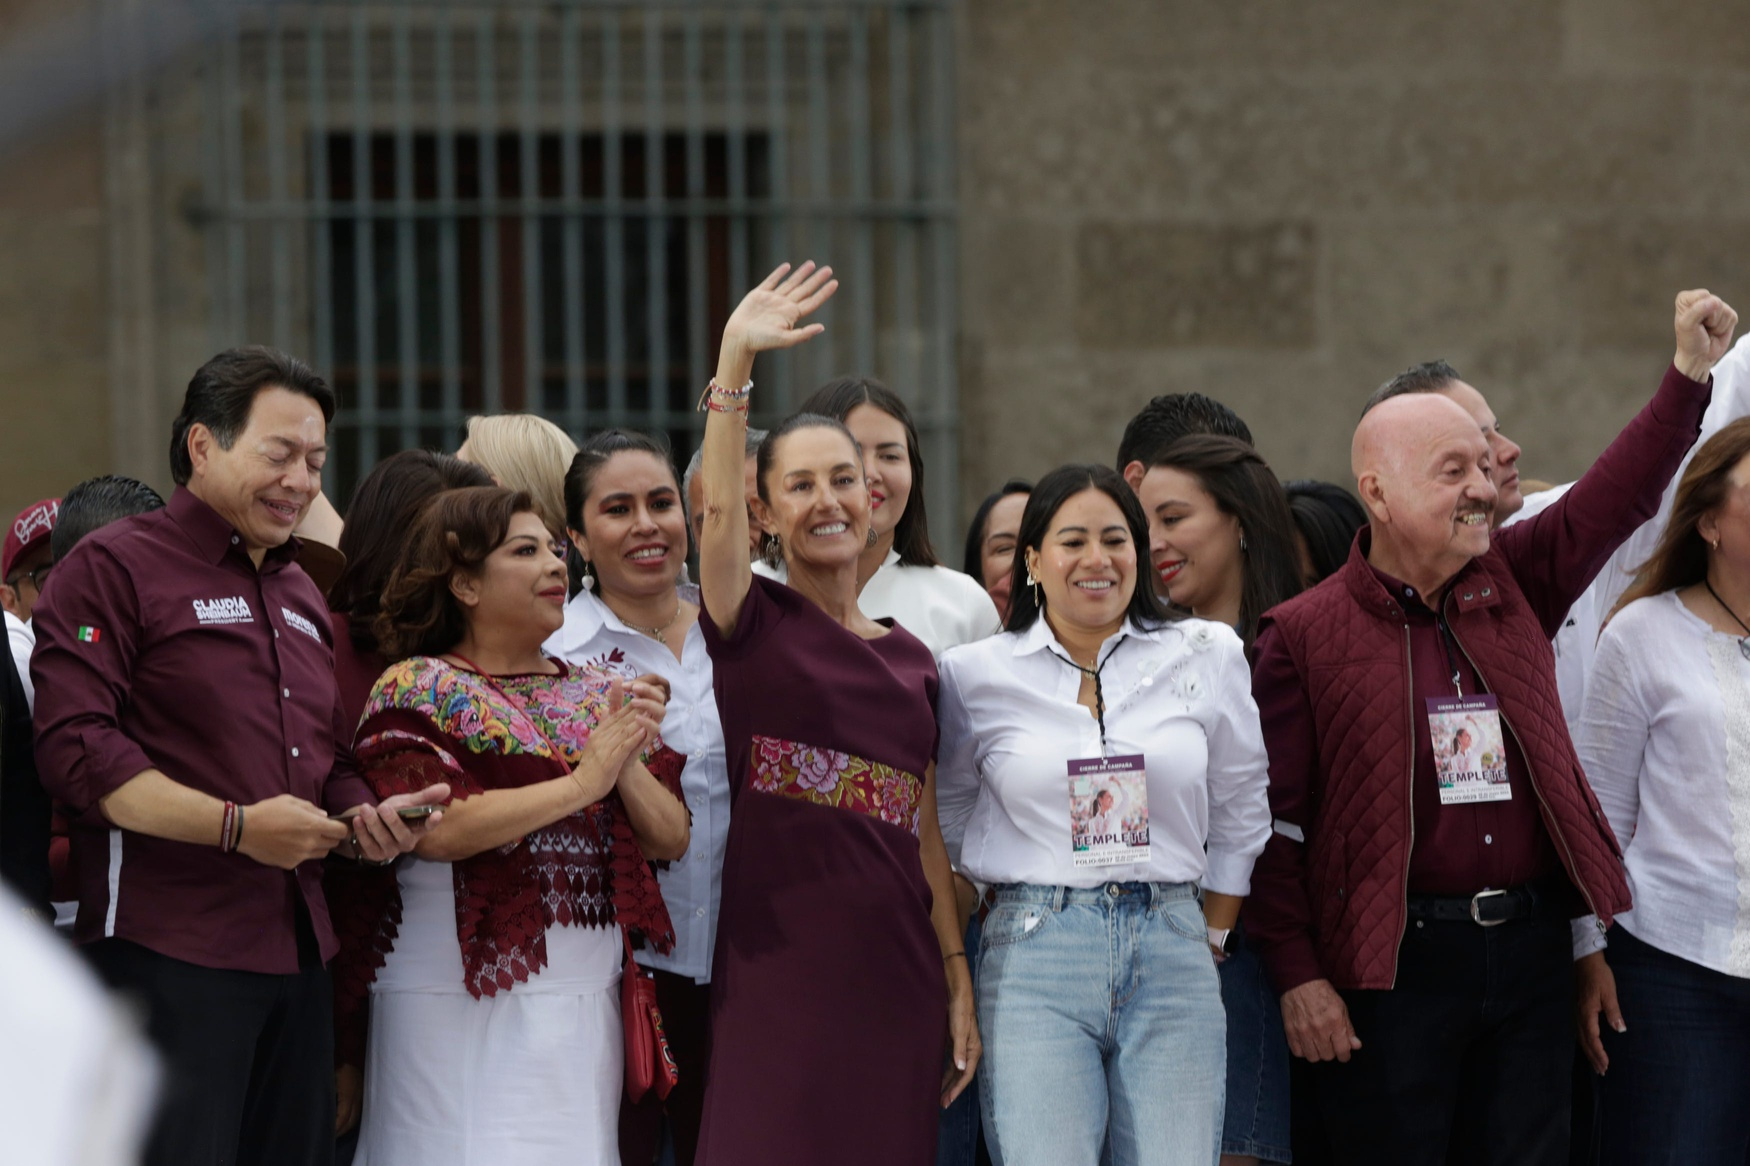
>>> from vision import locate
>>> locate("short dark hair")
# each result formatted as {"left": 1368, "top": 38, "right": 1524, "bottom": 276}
{"left": 753, "top": 411, "right": 863, "bottom": 568}
{"left": 327, "top": 450, "right": 493, "bottom": 651}
{"left": 1284, "top": 479, "right": 1368, "bottom": 584}
{"left": 1005, "top": 464, "right": 1174, "bottom": 635}
{"left": 1148, "top": 435, "right": 1303, "bottom": 650}
{"left": 1116, "top": 393, "right": 1253, "bottom": 474}
{"left": 1361, "top": 359, "right": 1463, "bottom": 417}
{"left": 961, "top": 479, "right": 1032, "bottom": 584}
{"left": 50, "top": 476, "right": 165, "bottom": 563}
{"left": 798, "top": 377, "right": 940, "bottom": 568}
{"left": 374, "top": 486, "right": 535, "bottom": 660}
{"left": 169, "top": 347, "right": 335, "bottom": 485}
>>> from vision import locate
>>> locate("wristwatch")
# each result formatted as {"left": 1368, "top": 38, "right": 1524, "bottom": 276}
{"left": 1207, "top": 926, "right": 1237, "bottom": 958}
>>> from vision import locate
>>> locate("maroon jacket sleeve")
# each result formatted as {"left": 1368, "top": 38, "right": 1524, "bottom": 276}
{"left": 1244, "top": 618, "right": 1327, "bottom": 995}
{"left": 31, "top": 543, "right": 157, "bottom": 812}
{"left": 1496, "top": 364, "right": 1710, "bottom": 636}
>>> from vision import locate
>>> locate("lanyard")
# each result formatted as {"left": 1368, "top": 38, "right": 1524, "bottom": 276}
{"left": 1435, "top": 612, "right": 1463, "bottom": 697}
{"left": 1048, "top": 636, "right": 1128, "bottom": 757}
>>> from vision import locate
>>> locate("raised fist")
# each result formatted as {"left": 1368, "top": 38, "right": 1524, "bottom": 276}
{"left": 1674, "top": 289, "right": 1739, "bottom": 381}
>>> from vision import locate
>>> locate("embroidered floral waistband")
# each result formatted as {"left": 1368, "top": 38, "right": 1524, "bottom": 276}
{"left": 750, "top": 735, "right": 923, "bottom": 836}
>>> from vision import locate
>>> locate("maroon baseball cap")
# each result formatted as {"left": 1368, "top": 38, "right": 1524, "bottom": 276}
{"left": 4, "top": 499, "right": 59, "bottom": 581}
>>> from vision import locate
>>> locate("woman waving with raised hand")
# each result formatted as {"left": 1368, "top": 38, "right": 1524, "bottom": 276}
{"left": 693, "top": 263, "right": 979, "bottom": 1166}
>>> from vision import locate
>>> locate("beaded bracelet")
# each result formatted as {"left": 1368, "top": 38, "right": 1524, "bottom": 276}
{"left": 696, "top": 377, "right": 753, "bottom": 414}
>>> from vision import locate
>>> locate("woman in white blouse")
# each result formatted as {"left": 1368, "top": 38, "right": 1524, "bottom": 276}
{"left": 1576, "top": 417, "right": 1750, "bottom": 1163}
{"left": 785, "top": 376, "right": 1001, "bottom": 659}
{"left": 544, "top": 429, "right": 725, "bottom": 1166}
{"left": 937, "top": 464, "right": 1272, "bottom": 1166}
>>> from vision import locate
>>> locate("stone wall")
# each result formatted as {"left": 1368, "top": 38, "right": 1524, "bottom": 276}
{"left": 956, "top": 0, "right": 1750, "bottom": 515}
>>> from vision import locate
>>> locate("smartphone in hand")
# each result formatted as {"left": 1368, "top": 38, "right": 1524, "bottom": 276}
{"left": 330, "top": 804, "right": 439, "bottom": 823}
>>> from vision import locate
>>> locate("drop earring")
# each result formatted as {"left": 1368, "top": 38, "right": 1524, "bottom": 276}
{"left": 1025, "top": 563, "right": 1042, "bottom": 609}
{"left": 579, "top": 559, "right": 595, "bottom": 592}
{"left": 1239, "top": 532, "right": 1249, "bottom": 553}
{"left": 866, "top": 525, "right": 879, "bottom": 549}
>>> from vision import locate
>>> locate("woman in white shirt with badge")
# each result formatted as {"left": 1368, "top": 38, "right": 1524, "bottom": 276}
{"left": 937, "top": 464, "right": 1272, "bottom": 1166}
{"left": 1574, "top": 418, "right": 1750, "bottom": 1163}
{"left": 544, "top": 428, "right": 725, "bottom": 1166}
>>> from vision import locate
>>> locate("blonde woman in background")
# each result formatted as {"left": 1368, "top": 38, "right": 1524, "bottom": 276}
{"left": 458, "top": 413, "right": 579, "bottom": 547}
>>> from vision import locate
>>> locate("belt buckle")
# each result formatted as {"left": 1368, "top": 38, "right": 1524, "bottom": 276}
{"left": 1469, "top": 888, "right": 1507, "bottom": 927}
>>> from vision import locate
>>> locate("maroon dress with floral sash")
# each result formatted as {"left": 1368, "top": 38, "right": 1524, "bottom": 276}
{"left": 697, "top": 576, "right": 945, "bottom": 1165}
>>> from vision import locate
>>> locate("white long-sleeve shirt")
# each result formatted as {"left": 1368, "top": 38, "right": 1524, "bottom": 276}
{"left": 1578, "top": 590, "right": 1750, "bottom": 977}
{"left": 1511, "top": 332, "right": 1750, "bottom": 737}
{"left": 936, "top": 616, "right": 1271, "bottom": 894}
{"left": 544, "top": 586, "right": 730, "bottom": 984}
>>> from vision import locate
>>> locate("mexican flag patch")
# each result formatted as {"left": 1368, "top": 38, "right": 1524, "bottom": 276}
{"left": 76, "top": 626, "right": 101, "bottom": 643}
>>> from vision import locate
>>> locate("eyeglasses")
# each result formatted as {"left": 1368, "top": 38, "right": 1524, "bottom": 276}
{"left": 6, "top": 563, "right": 51, "bottom": 593}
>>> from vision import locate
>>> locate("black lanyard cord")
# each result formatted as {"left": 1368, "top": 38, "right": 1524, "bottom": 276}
{"left": 1048, "top": 636, "right": 1128, "bottom": 755}
{"left": 1435, "top": 610, "right": 1463, "bottom": 696}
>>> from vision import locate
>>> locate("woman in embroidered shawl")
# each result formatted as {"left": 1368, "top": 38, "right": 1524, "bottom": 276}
{"left": 691, "top": 265, "right": 978, "bottom": 1166}
{"left": 345, "top": 486, "right": 688, "bottom": 1166}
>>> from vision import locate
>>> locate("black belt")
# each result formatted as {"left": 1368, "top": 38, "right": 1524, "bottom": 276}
{"left": 1405, "top": 881, "right": 1560, "bottom": 927}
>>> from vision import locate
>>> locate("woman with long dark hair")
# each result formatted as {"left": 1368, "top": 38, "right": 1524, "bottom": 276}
{"left": 1132, "top": 434, "right": 1303, "bottom": 1166}
{"left": 546, "top": 428, "right": 725, "bottom": 1166}
{"left": 963, "top": 479, "right": 1032, "bottom": 624}
{"left": 693, "top": 264, "right": 977, "bottom": 1164}
{"left": 1283, "top": 480, "right": 1368, "bottom": 589}
{"left": 936, "top": 463, "right": 1271, "bottom": 1166}
{"left": 1133, "top": 435, "right": 1302, "bottom": 652}
{"left": 1573, "top": 417, "right": 1750, "bottom": 1162}
{"left": 785, "top": 376, "right": 1000, "bottom": 657}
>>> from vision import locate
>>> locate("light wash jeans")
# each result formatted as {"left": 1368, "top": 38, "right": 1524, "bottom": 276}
{"left": 977, "top": 882, "right": 1225, "bottom": 1166}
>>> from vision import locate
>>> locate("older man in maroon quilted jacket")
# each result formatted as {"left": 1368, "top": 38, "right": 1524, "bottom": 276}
{"left": 1248, "top": 290, "right": 1739, "bottom": 1165}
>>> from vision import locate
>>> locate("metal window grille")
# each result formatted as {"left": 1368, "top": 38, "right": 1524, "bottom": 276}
{"left": 188, "top": 0, "right": 959, "bottom": 529}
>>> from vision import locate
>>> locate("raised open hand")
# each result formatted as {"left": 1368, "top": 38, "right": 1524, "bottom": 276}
{"left": 722, "top": 261, "right": 840, "bottom": 356}
{"left": 1674, "top": 288, "right": 1739, "bottom": 381}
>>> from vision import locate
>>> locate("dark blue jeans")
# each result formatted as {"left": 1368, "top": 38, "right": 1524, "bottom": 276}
{"left": 1218, "top": 928, "right": 1291, "bottom": 1163}
{"left": 1596, "top": 925, "right": 1750, "bottom": 1164}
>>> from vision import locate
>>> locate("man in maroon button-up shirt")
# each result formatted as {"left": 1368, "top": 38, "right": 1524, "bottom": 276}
{"left": 1248, "top": 291, "right": 1739, "bottom": 1166}
{"left": 33, "top": 347, "right": 445, "bottom": 1166}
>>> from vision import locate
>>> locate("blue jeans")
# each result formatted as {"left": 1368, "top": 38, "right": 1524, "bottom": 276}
{"left": 977, "top": 882, "right": 1225, "bottom": 1166}
{"left": 1218, "top": 927, "right": 1292, "bottom": 1163}
{"left": 1597, "top": 925, "right": 1750, "bottom": 1164}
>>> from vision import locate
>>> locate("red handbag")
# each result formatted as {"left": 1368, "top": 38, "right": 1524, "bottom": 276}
{"left": 622, "top": 928, "right": 679, "bottom": 1102}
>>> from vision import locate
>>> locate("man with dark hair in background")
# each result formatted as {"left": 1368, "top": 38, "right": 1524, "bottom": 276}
{"left": 32, "top": 347, "right": 446, "bottom": 1166}
{"left": 50, "top": 476, "right": 165, "bottom": 566}
{"left": 1117, "top": 391, "right": 1255, "bottom": 490}
{"left": 32, "top": 476, "right": 168, "bottom": 932}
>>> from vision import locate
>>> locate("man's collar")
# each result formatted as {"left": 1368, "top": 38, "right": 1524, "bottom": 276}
{"left": 167, "top": 487, "right": 300, "bottom": 570}
{"left": 1344, "top": 526, "right": 1501, "bottom": 618}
